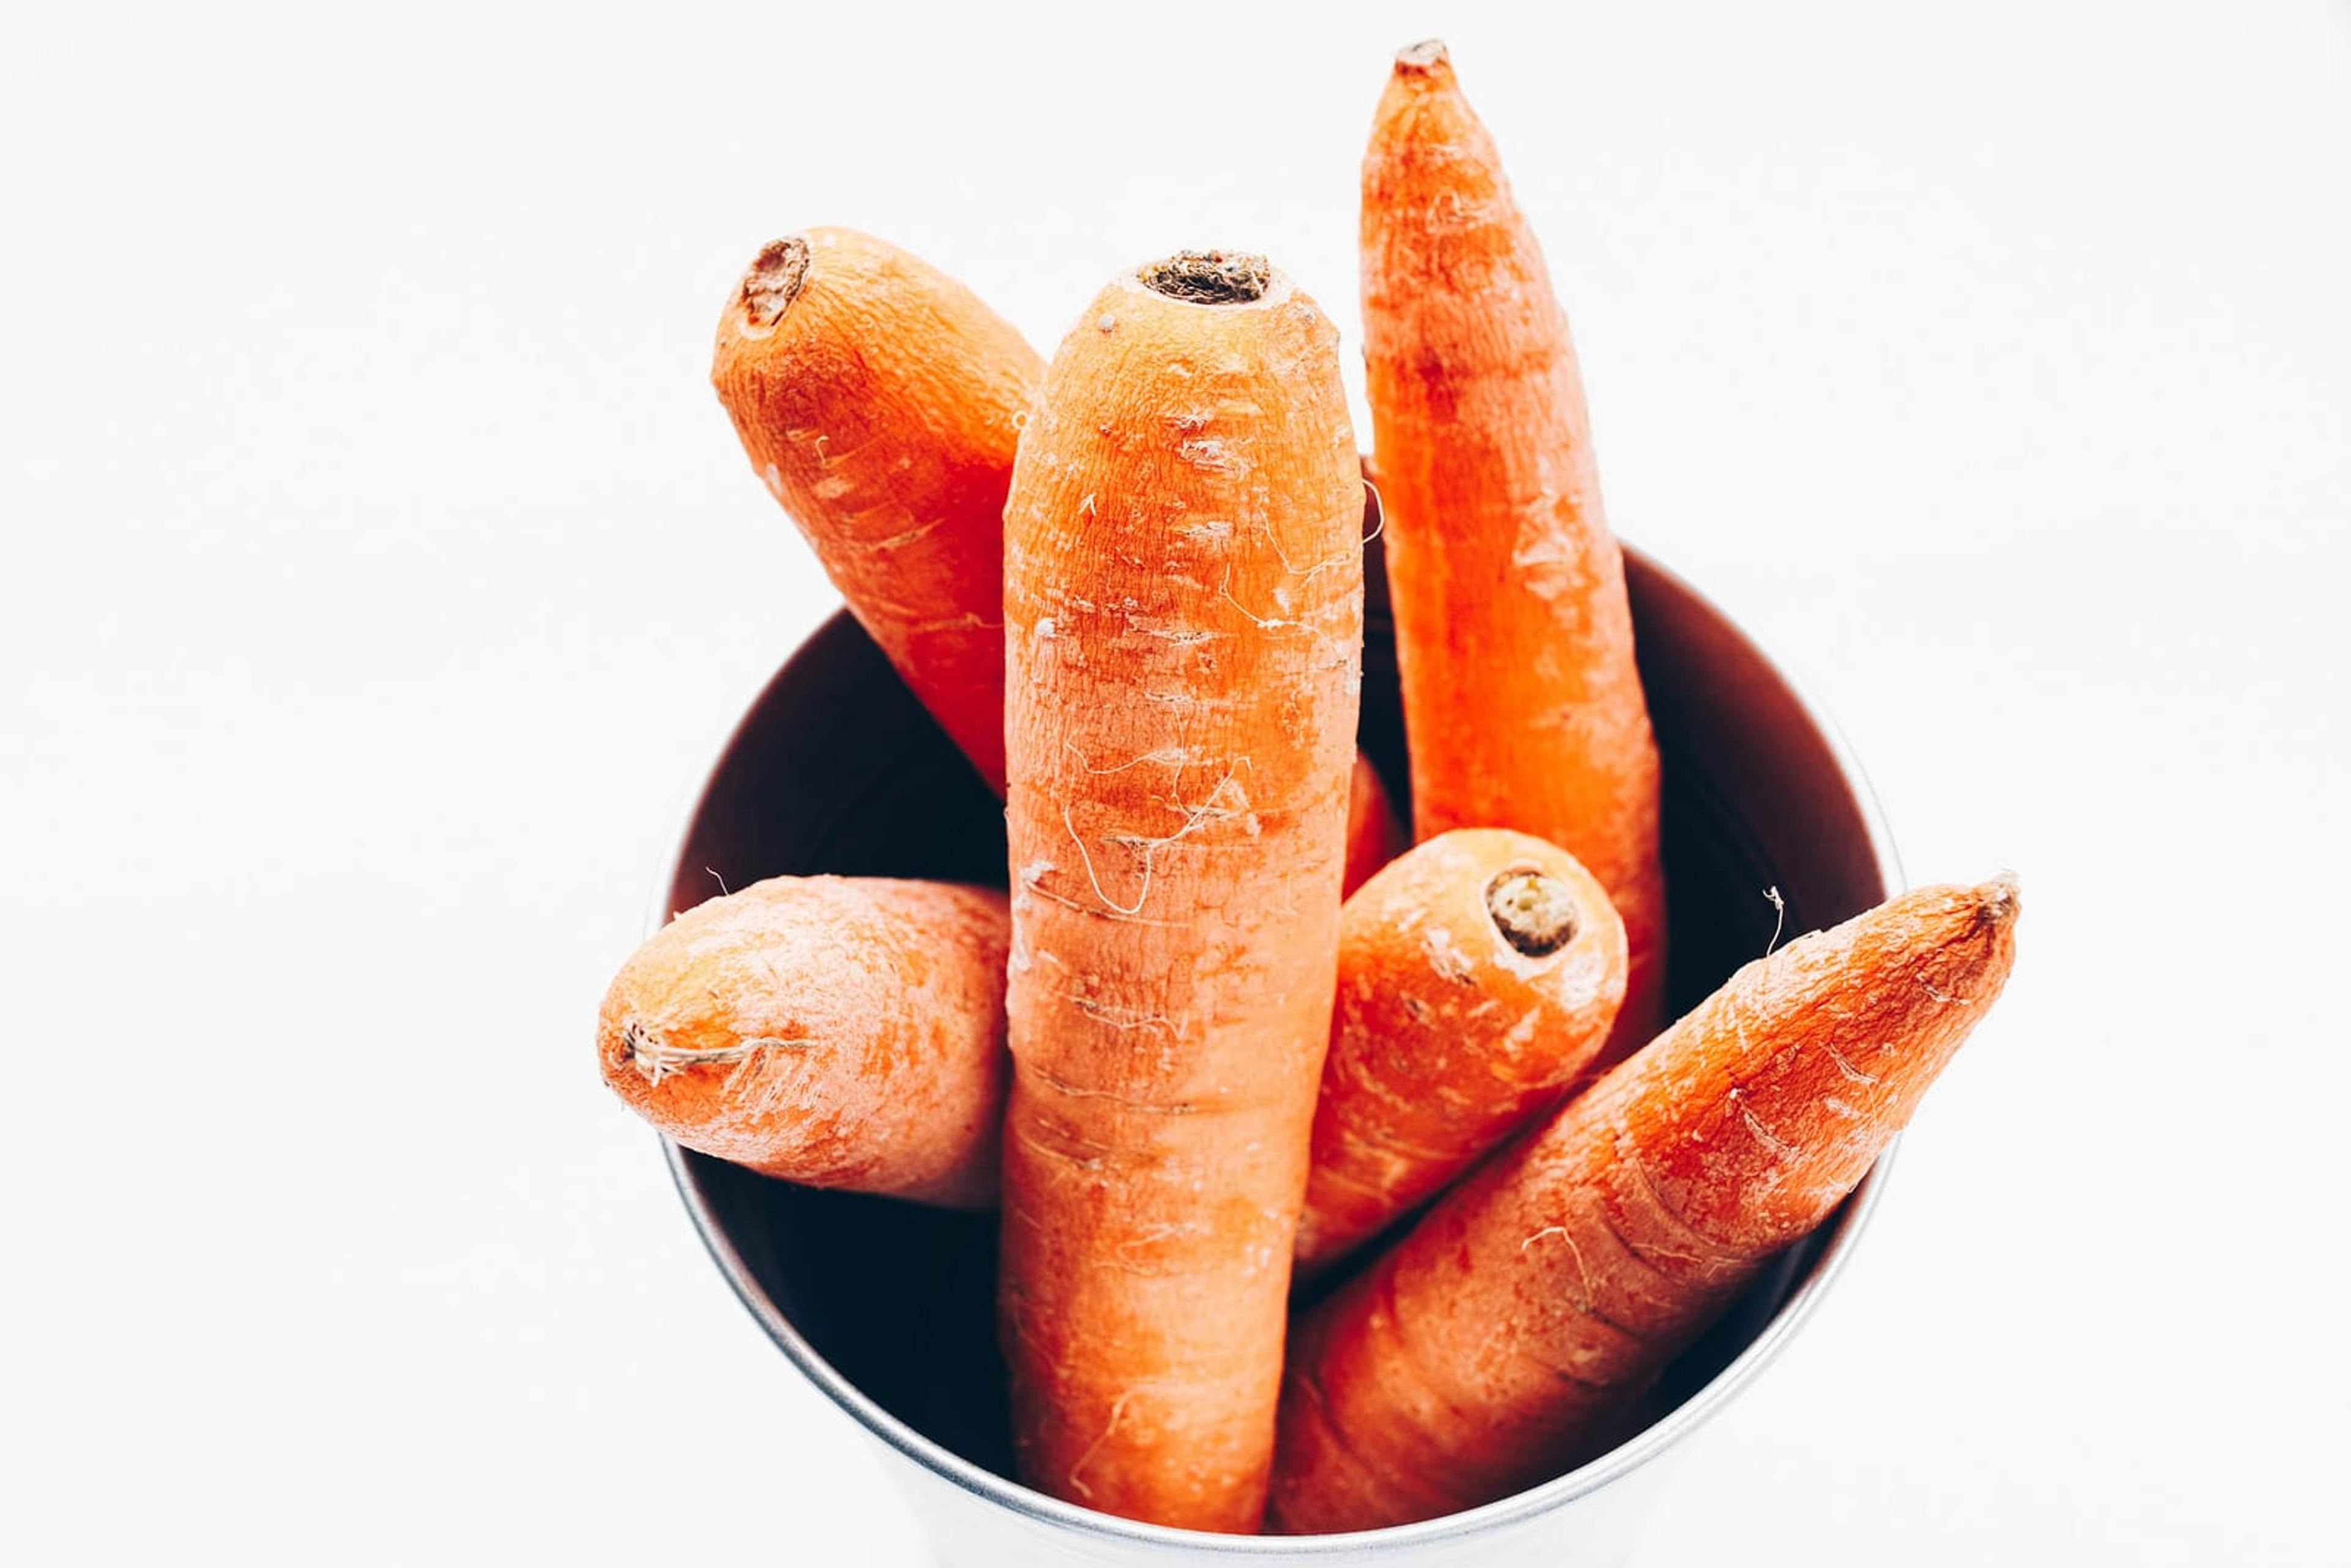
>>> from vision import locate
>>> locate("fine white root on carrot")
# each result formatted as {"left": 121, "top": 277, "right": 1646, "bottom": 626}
{"left": 596, "top": 875, "right": 1010, "bottom": 1209}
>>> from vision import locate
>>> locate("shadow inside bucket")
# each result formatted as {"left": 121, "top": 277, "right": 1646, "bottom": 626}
{"left": 668, "top": 543, "right": 1889, "bottom": 1491}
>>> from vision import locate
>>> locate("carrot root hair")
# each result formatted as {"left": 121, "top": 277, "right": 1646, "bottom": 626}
{"left": 617, "top": 1015, "right": 812, "bottom": 1086}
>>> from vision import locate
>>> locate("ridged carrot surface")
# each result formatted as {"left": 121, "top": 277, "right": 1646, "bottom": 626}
{"left": 1271, "top": 877, "right": 2020, "bottom": 1532}
{"left": 1362, "top": 43, "right": 1669, "bottom": 1046}
{"left": 997, "top": 252, "right": 1364, "bottom": 1531}
{"left": 712, "top": 227, "right": 1040, "bottom": 791}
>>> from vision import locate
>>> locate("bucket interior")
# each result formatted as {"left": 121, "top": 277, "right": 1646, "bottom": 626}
{"left": 664, "top": 542, "right": 1891, "bottom": 1493}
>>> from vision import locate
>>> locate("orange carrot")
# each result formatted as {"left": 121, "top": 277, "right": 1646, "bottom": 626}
{"left": 710, "top": 230, "right": 1398, "bottom": 842}
{"left": 1362, "top": 42, "right": 1669, "bottom": 1051}
{"left": 601, "top": 826, "right": 1539, "bottom": 1231}
{"left": 1341, "top": 752, "right": 1408, "bottom": 898}
{"left": 596, "top": 875, "right": 1007, "bottom": 1209}
{"left": 1294, "top": 829, "right": 1627, "bottom": 1275}
{"left": 997, "top": 251, "right": 1365, "bottom": 1531}
{"left": 711, "top": 227, "right": 1040, "bottom": 792}
{"left": 1270, "top": 876, "right": 2020, "bottom": 1532}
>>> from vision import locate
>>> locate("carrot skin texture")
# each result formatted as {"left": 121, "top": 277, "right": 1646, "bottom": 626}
{"left": 712, "top": 227, "right": 1041, "bottom": 792}
{"left": 1341, "top": 752, "right": 1409, "bottom": 899}
{"left": 1295, "top": 828, "right": 1627, "bottom": 1275}
{"left": 1270, "top": 877, "right": 2020, "bottom": 1532}
{"left": 1361, "top": 45, "right": 1669, "bottom": 1049}
{"left": 998, "top": 263, "right": 1365, "bottom": 1531}
{"left": 709, "top": 233, "right": 1395, "bottom": 822}
{"left": 596, "top": 876, "right": 1009, "bottom": 1209}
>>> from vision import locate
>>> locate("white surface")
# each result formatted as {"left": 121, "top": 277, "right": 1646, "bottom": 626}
{"left": 4, "top": 2, "right": 2346, "bottom": 1561}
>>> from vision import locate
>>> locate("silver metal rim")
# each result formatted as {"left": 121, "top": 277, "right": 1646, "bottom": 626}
{"left": 646, "top": 544, "right": 1908, "bottom": 1553}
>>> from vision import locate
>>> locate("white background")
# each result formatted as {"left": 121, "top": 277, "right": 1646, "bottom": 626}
{"left": 5, "top": 2, "right": 2347, "bottom": 1561}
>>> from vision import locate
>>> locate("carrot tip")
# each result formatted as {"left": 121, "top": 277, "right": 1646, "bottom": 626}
{"left": 741, "top": 235, "right": 811, "bottom": 328}
{"left": 1138, "top": 250, "right": 1271, "bottom": 305}
{"left": 1394, "top": 38, "right": 1451, "bottom": 73}
{"left": 1485, "top": 869, "right": 1579, "bottom": 956}
{"left": 1978, "top": 872, "right": 2022, "bottom": 928}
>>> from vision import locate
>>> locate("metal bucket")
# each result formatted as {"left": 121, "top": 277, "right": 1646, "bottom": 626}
{"left": 653, "top": 533, "right": 1900, "bottom": 1564}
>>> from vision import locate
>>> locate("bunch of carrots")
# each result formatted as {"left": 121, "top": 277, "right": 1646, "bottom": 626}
{"left": 596, "top": 43, "right": 2020, "bottom": 1537}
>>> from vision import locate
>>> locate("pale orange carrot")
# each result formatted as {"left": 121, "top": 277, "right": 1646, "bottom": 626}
{"left": 1362, "top": 42, "right": 1669, "bottom": 1051}
{"left": 1341, "top": 752, "right": 1408, "bottom": 898}
{"left": 1295, "top": 829, "right": 1626, "bottom": 1275}
{"left": 997, "top": 251, "right": 1365, "bottom": 1532}
{"left": 596, "top": 875, "right": 1007, "bottom": 1209}
{"left": 711, "top": 227, "right": 1040, "bottom": 792}
{"left": 1270, "top": 877, "right": 2020, "bottom": 1532}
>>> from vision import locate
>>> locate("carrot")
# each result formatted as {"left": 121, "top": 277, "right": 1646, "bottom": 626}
{"left": 1294, "top": 828, "right": 1627, "bottom": 1276}
{"left": 997, "top": 250, "right": 1365, "bottom": 1531}
{"left": 1361, "top": 42, "right": 1670, "bottom": 1052}
{"left": 596, "top": 875, "right": 1008, "bottom": 1209}
{"left": 710, "top": 228, "right": 1400, "bottom": 846}
{"left": 711, "top": 227, "right": 1041, "bottom": 792}
{"left": 1341, "top": 752, "right": 1408, "bottom": 898}
{"left": 1270, "top": 876, "right": 2020, "bottom": 1532}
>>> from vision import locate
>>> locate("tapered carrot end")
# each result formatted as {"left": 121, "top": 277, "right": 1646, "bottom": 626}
{"left": 1365, "top": 40, "right": 1507, "bottom": 241}
{"left": 1377, "top": 39, "right": 1468, "bottom": 118}
{"left": 1978, "top": 872, "right": 2022, "bottom": 929}
{"left": 1607, "top": 872, "right": 2022, "bottom": 1255}
{"left": 1896, "top": 873, "right": 2023, "bottom": 1013}
{"left": 1944, "top": 872, "right": 2022, "bottom": 988}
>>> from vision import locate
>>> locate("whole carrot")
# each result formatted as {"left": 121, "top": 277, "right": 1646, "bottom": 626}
{"left": 1341, "top": 752, "right": 1408, "bottom": 898}
{"left": 596, "top": 875, "right": 1008, "bottom": 1209}
{"left": 1295, "top": 828, "right": 1627, "bottom": 1275}
{"left": 1362, "top": 42, "right": 1669, "bottom": 1049}
{"left": 1270, "top": 877, "right": 2020, "bottom": 1532}
{"left": 711, "top": 227, "right": 1040, "bottom": 792}
{"left": 999, "top": 250, "right": 1364, "bottom": 1531}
